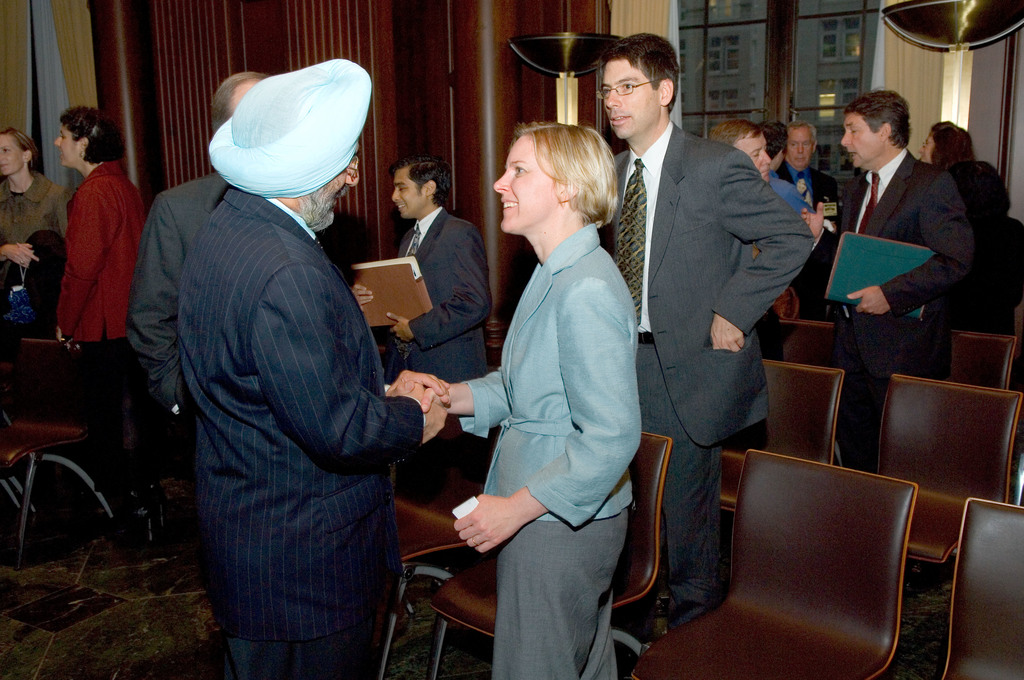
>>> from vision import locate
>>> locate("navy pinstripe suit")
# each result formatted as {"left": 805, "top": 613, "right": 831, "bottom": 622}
{"left": 179, "top": 189, "right": 423, "bottom": 641}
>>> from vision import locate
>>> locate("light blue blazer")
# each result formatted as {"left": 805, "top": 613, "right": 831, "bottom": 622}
{"left": 461, "top": 224, "right": 641, "bottom": 526}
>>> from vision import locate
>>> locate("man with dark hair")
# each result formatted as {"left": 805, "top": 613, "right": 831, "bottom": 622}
{"left": 373, "top": 154, "right": 490, "bottom": 383}
{"left": 599, "top": 33, "right": 812, "bottom": 627}
{"left": 832, "top": 89, "right": 973, "bottom": 473}
{"left": 128, "top": 71, "right": 265, "bottom": 415}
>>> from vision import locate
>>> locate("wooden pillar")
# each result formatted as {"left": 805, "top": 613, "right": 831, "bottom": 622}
{"left": 90, "top": 0, "right": 162, "bottom": 205}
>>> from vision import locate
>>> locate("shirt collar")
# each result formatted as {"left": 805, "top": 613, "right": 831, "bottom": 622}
{"left": 416, "top": 206, "right": 443, "bottom": 238}
{"left": 629, "top": 123, "right": 673, "bottom": 179}
{"left": 871, "top": 148, "right": 908, "bottom": 195}
{"left": 267, "top": 198, "right": 317, "bottom": 240}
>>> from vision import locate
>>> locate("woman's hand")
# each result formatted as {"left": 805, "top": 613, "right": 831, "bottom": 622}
{"left": 454, "top": 488, "right": 546, "bottom": 552}
{"left": 0, "top": 243, "right": 37, "bottom": 268}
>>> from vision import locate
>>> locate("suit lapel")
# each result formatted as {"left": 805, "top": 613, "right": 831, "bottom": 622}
{"left": 414, "top": 209, "right": 446, "bottom": 261}
{"left": 648, "top": 126, "right": 686, "bottom": 285}
{"left": 865, "top": 154, "right": 914, "bottom": 237}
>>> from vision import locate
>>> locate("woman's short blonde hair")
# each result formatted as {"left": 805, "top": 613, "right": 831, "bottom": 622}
{"left": 512, "top": 122, "right": 618, "bottom": 227}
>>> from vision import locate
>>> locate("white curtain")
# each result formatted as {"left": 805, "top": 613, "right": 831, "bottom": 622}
{"left": 609, "top": 0, "right": 681, "bottom": 125}
{"left": 32, "top": 0, "right": 77, "bottom": 188}
{"left": 0, "top": 1, "right": 30, "bottom": 132}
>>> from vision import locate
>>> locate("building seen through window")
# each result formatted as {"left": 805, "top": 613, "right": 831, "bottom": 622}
{"left": 678, "top": 0, "right": 880, "bottom": 183}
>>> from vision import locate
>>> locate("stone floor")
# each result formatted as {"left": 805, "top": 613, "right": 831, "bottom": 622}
{"left": 0, "top": 460, "right": 955, "bottom": 680}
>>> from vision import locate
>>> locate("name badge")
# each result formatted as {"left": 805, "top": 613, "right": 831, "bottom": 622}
{"left": 822, "top": 201, "right": 838, "bottom": 218}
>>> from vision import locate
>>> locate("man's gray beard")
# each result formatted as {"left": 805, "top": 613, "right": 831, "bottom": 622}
{"left": 299, "top": 183, "right": 348, "bottom": 232}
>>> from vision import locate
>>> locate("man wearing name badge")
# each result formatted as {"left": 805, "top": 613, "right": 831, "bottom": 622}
{"left": 178, "top": 60, "right": 449, "bottom": 680}
{"left": 375, "top": 154, "right": 490, "bottom": 384}
{"left": 599, "top": 33, "right": 812, "bottom": 628}
{"left": 831, "top": 89, "right": 973, "bottom": 474}
{"left": 777, "top": 121, "right": 842, "bottom": 321}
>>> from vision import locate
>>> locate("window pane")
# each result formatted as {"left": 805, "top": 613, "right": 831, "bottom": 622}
{"left": 799, "top": 0, "right": 880, "bottom": 15}
{"left": 793, "top": 14, "right": 878, "bottom": 109}
{"left": 680, "top": 0, "right": 707, "bottom": 27}
{"left": 790, "top": 110, "right": 858, "bottom": 184}
{"left": 678, "top": 28, "right": 706, "bottom": 114}
{"left": 706, "top": 24, "right": 766, "bottom": 111}
{"left": 707, "top": 0, "right": 767, "bottom": 23}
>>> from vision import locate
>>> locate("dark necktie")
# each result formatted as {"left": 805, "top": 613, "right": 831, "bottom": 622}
{"left": 406, "top": 224, "right": 422, "bottom": 256}
{"left": 857, "top": 172, "right": 879, "bottom": 233}
{"left": 617, "top": 158, "right": 647, "bottom": 323}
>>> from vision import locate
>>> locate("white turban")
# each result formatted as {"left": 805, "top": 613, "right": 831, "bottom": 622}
{"left": 209, "top": 59, "right": 370, "bottom": 198}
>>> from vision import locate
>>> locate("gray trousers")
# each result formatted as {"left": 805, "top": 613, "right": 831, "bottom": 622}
{"left": 492, "top": 511, "right": 627, "bottom": 680}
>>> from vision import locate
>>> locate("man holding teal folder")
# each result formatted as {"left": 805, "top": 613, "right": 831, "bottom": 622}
{"left": 831, "top": 90, "right": 973, "bottom": 473}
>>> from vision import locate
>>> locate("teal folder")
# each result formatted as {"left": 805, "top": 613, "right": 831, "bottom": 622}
{"left": 825, "top": 232, "right": 934, "bottom": 319}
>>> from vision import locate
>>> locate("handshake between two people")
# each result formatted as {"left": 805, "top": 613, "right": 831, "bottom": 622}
{"left": 386, "top": 370, "right": 452, "bottom": 443}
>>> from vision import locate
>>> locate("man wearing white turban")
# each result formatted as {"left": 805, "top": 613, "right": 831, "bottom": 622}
{"left": 178, "top": 59, "right": 450, "bottom": 680}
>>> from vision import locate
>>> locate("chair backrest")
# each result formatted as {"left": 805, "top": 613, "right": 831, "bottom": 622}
{"left": 732, "top": 451, "right": 916, "bottom": 653}
{"left": 879, "top": 375, "right": 1020, "bottom": 501}
{"left": 612, "top": 432, "right": 672, "bottom": 607}
{"left": 949, "top": 330, "right": 1016, "bottom": 389}
{"left": 12, "top": 339, "right": 85, "bottom": 425}
{"left": 779, "top": 318, "right": 834, "bottom": 367}
{"left": 763, "top": 360, "right": 843, "bottom": 464}
{"left": 943, "top": 498, "right": 1024, "bottom": 679}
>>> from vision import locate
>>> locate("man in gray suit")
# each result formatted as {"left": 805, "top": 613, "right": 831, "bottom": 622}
{"left": 599, "top": 34, "right": 812, "bottom": 627}
{"left": 127, "top": 71, "right": 265, "bottom": 415}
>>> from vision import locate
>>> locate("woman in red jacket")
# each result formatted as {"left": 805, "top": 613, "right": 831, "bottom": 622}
{"left": 54, "top": 106, "right": 152, "bottom": 529}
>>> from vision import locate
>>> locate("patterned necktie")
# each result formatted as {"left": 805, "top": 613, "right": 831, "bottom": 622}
{"left": 617, "top": 158, "right": 647, "bottom": 323}
{"left": 796, "top": 176, "right": 812, "bottom": 206}
{"left": 406, "top": 224, "right": 422, "bottom": 256}
{"left": 857, "top": 172, "right": 879, "bottom": 233}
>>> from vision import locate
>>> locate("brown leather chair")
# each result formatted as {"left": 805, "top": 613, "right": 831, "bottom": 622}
{"left": 425, "top": 433, "right": 672, "bottom": 679}
{"left": 949, "top": 330, "right": 1016, "bottom": 389}
{"left": 720, "top": 360, "right": 843, "bottom": 510}
{"left": 940, "top": 498, "right": 1024, "bottom": 680}
{"left": 376, "top": 426, "right": 493, "bottom": 680}
{"left": 633, "top": 450, "right": 917, "bottom": 680}
{"left": 779, "top": 318, "right": 834, "bottom": 367}
{"left": 878, "top": 375, "right": 1021, "bottom": 563}
{"left": 0, "top": 339, "right": 112, "bottom": 569}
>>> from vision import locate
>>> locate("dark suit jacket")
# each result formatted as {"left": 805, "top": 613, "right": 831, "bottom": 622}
{"left": 777, "top": 164, "right": 841, "bottom": 320}
{"left": 612, "top": 126, "right": 813, "bottom": 446}
{"left": 128, "top": 173, "right": 228, "bottom": 411}
{"left": 384, "top": 208, "right": 490, "bottom": 383}
{"left": 777, "top": 163, "right": 840, "bottom": 206}
{"left": 179, "top": 189, "right": 423, "bottom": 641}
{"left": 831, "top": 153, "right": 973, "bottom": 379}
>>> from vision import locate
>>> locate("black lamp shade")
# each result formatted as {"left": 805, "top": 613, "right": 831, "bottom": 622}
{"left": 882, "top": 0, "right": 1024, "bottom": 50}
{"left": 508, "top": 33, "right": 620, "bottom": 76}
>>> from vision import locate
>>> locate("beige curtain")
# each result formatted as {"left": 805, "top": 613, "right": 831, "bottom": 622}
{"left": 609, "top": 0, "right": 672, "bottom": 38}
{"left": 882, "top": 0, "right": 944, "bottom": 154}
{"left": 0, "top": 0, "right": 30, "bottom": 130}
{"left": 52, "top": 0, "right": 97, "bottom": 108}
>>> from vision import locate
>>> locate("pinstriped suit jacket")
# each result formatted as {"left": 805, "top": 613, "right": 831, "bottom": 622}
{"left": 179, "top": 189, "right": 423, "bottom": 641}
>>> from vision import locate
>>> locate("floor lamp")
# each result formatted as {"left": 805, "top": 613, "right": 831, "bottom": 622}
{"left": 508, "top": 33, "right": 619, "bottom": 125}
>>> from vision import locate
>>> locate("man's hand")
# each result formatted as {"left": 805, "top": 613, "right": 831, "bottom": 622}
{"left": 848, "top": 285, "right": 891, "bottom": 315}
{"left": 453, "top": 488, "right": 546, "bottom": 552}
{"left": 386, "top": 313, "right": 414, "bottom": 341}
{"left": 421, "top": 397, "right": 447, "bottom": 444}
{"left": 711, "top": 313, "right": 745, "bottom": 352}
{"left": 387, "top": 370, "right": 451, "bottom": 411}
{"left": 800, "top": 202, "right": 826, "bottom": 239}
{"left": 0, "top": 243, "right": 37, "bottom": 268}
{"left": 351, "top": 284, "right": 373, "bottom": 307}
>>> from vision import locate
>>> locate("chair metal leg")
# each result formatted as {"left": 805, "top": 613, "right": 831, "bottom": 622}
{"left": 0, "top": 478, "right": 19, "bottom": 508}
{"left": 426, "top": 615, "right": 448, "bottom": 680}
{"left": 378, "top": 563, "right": 455, "bottom": 680}
{"left": 1015, "top": 456, "right": 1023, "bottom": 506}
{"left": 612, "top": 627, "right": 650, "bottom": 657}
{"left": 41, "top": 453, "right": 113, "bottom": 518}
{"left": 7, "top": 477, "right": 36, "bottom": 513}
{"left": 15, "top": 455, "right": 40, "bottom": 570}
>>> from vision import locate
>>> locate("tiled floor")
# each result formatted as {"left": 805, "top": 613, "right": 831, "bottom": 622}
{"left": 1, "top": 464, "right": 954, "bottom": 680}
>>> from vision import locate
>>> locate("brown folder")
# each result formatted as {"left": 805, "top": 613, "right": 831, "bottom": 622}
{"left": 351, "top": 256, "right": 433, "bottom": 326}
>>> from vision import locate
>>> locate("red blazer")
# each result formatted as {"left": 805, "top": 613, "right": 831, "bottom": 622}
{"left": 57, "top": 161, "right": 144, "bottom": 341}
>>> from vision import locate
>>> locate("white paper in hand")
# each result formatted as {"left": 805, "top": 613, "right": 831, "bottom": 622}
{"left": 452, "top": 496, "right": 479, "bottom": 519}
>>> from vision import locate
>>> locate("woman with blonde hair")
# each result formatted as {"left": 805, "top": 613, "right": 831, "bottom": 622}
{"left": 444, "top": 122, "right": 641, "bottom": 679}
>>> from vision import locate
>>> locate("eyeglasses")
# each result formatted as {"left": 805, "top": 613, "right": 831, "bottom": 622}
{"left": 346, "top": 156, "right": 359, "bottom": 181}
{"left": 597, "top": 81, "right": 653, "bottom": 100}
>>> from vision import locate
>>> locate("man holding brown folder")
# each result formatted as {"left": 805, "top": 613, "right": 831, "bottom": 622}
{"left": 831, "top": 90, "right": 973, "bottom": 473}
{"left": 378, "top": 154, "right": 490, "bottom": 383}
